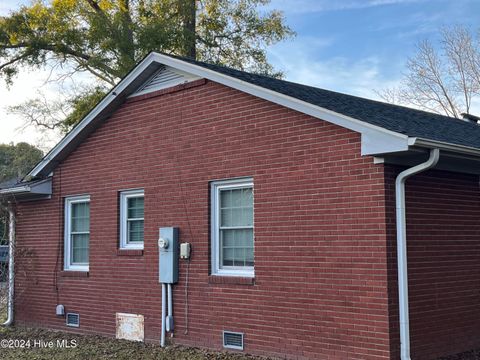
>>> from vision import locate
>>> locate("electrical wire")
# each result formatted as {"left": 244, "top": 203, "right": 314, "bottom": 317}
{"left": 184, "top": 257, "right": 190, "bottom": 335}
{"left": 175, "top": 88, "right": 195, "bottom": 336}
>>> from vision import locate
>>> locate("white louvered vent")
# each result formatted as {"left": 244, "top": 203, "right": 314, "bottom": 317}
{"left": 66, "top": 313, "right": 80, "bottom": 327}
{"left": 223, "top": 331, "right": 244, "bottom": 350}
{"left": 131, "top": 65, "right": 200, "bottom": 97}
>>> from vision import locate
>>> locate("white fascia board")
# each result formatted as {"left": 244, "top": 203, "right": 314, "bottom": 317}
{"left": 28, "top": 53, "right": 160, "bottom": 178}
{"left": 29, "top": 52, "right": 410, "bottom": 177}
{"left": 150, "top": 54, "right": 409, "bottom": 155}
{"left": 0, "top": 186, "right": 30, "bottom": 195}
{"left": 409, "top": 137, "right": 480, "bottom": 157}
{"left": 0, "top": 178, "right": 52, "bottom": 196}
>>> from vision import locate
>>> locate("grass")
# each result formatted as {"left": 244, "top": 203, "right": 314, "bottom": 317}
{"left": 0, "top": 327, "right": 270, "bottom": 360}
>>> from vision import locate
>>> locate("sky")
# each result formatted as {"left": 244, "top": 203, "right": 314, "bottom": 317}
{"left": 1, "top": 0, "right": 480, "bottom": 150}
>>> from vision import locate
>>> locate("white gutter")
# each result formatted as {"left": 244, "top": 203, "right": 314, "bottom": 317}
{"left": 2, "top": 204, "right": 15, "bottom": 326}
{"left": 395, "top": 148, "right": 440, "bottom": 360}
{"left": 409, "top": 137, "right": 480, "bottom": 158}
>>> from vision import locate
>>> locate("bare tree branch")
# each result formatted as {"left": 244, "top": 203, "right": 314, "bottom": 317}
{"left": 377, "top": 27, "right": 480, "bottom": 118}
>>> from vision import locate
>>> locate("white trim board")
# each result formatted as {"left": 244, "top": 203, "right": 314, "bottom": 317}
{"left": 29, "top": 52, "right": 416, "bottom": 178}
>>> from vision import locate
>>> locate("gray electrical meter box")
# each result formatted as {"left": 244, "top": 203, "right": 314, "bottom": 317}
{"left": 158, "top": 227, "right": 179, "bottom": 284}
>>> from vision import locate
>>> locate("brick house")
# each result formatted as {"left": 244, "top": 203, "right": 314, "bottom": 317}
{"left": 2, "top": 52, "right": 480, "bottom": 360}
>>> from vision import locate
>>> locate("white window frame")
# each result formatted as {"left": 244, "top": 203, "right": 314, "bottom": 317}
{"left": 119, "top": 189, "right": 145, "bottom": 250}
{"left": 64, "top": 195, "right": 90, "bottom": 271}
{"left": 211, "top": 178, "right": 254, "bottom": 277}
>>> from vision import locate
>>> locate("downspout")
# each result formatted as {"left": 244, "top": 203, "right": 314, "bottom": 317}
{"left": 2, "top": 203, "right": 15, "bottom": 326}
{"left": 396, "top": 148, "right": 440, "bottom": 360}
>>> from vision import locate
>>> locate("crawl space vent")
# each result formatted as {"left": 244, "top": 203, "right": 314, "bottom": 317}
{"left": 223, "top": 331, "right": 244, "bottom": 350}
{"left": 66, "top": 313, "right": 80, "bottom": 327}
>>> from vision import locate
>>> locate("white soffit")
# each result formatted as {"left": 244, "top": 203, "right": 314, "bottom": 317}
{"left": 129, "top": 65, "right": 201, "bottom": 97}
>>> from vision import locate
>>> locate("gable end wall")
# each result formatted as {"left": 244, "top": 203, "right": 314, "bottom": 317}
{"left": 14, "top": 80, "right": 392, "bottom": 359}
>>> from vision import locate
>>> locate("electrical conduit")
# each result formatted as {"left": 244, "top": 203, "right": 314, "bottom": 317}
{"left": 167, "top": 283, "right": 173, "bottom": 333}
{"left": 161, "top": 283, "right": 166, "bottom": 347}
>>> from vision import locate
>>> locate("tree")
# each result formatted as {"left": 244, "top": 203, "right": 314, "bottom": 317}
{"left": 0, "top": 142, "right": 44, "bottom": 183}
{"left": 0, "top": 142, "right": 43, "bottom": 246}
{"left": 377, "top": 26, "right": 480, "bottom": 118}
{"left": 1, "top": 0, "right": 294, "bottom": 131}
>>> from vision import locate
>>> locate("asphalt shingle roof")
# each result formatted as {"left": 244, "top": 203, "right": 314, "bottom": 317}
{"left": 178, "top": 56, "right": 480, "bottom": 150}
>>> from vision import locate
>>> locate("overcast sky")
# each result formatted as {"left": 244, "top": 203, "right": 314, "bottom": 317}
{"left": 1, "top": 0, "right": 480, "bottom": 150}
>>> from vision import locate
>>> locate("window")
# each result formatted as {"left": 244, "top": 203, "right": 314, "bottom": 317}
{"left": 120, "top": 189, "right": 144, "bottom": 249}
{"left": 211, "top": 178, "right": 254, "bottom": 277}
{"left": 64, "top": 195, "right": 90, "bottom": 271}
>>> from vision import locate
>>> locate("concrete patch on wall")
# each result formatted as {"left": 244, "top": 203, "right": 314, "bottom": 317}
{"left": 116, "top": 313, "right": 144, "bottom": 342}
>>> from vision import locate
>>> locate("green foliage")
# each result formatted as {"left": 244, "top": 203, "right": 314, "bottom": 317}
{"left": 1, "top": 0, "right": 294, "bottom": 132}
{"left": 0, "top": 142, "right": 43, "bottom": 244}
{"left": 0, "top": 142, "right": 44, "bottom": 183}
{"left": 196, "top": 0, "right": 290, "bottom": 77}
{"left": 63, "top": 86, "right": 108, "bottom": 130}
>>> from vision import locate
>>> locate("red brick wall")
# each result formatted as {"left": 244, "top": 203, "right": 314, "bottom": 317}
{"left": 385, "top": 167, "right": 480, "bottom": 359}
{"left": 14, "top": 80, "right": 392, "bottom": 359}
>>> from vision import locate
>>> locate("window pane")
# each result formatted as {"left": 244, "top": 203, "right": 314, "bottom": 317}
{"left": 238, "top": 229, "right": 253, "bottom": 246}
{"left": 219, "top": 186, "right": 253, "bottom": 228}
{"left": 71, "top": 233, "right": 89, "bottom": 264}
{"left": 220, "top": 208, "right": 232, "bottom": 227}
{"left": 128, "top": 220, "right": 144, "bottom": 243}
{"left": 241, "top": 188, "right": 253, "bottom": 206}
{"left": 223, "top": 248, "right": 234, "bottom": 266}
{"left": 245, "top": 248, "right": 254, "bottom": 267}
{"left": 233, "top": 248, "right": 245, "bottom": 266}
{"left": 220, "top": 228, "right": 253, "bottom": 268}
{"left": 222, "top": 229, "right": 235, "bottom": 247}
{"left": 128, "top": 197, "right": 144, "bottom": 219}
{"left": 231, "top": 189, "right": 242, "bottom": 207}
{"left": 243, "top": 207, "right": 253, "bottom": 227}
{"left": 72, "top": 201, "right": 89, "bottom": 218}
{"left": 220, "top": 190, "right": 231, "bottom": 208}
{"left": 71, "top": 202, "right": 90, "bottom": 232}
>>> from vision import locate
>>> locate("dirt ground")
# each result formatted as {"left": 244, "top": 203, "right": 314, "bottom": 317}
{"left": 0, "top": 327, "right": 271, "bottom": 360}
{"left": 0, "top": 326, "right": 479, "bottom": 359}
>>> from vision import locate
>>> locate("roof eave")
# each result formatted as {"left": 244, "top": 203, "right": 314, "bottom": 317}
{"left": 27, "top": 52, "right": 413, "bottom": 178}
{"left": 409, "top": 137, "right": 480, "bottom": 157}
{"left": 0, "top": 178, "right": 52, "bottom": 201}
{"left": 25, "top": 52, "right": 480, "bottom": 178}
